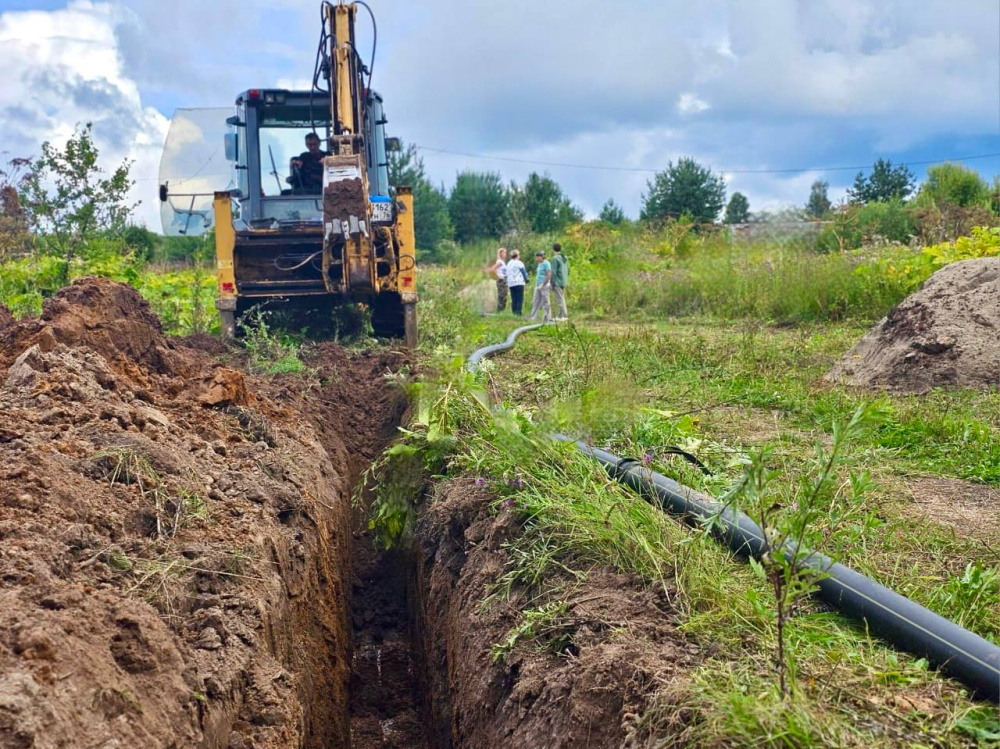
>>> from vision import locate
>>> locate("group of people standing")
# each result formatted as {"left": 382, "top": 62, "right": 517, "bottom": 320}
{"left": 490, "top": 243, "right": 569, "bottom": 322}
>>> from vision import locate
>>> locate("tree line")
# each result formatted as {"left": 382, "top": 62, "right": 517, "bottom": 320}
{"left": 387, "top": 144, "right": 585, "bottom": 259}
{"left": 390, "top": 140, "right": 999, "bottom": 259}
{"left": 4, "top": 126, "right": 995, "bottom": 266}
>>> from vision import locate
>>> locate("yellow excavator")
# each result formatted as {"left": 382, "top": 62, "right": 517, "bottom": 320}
{"left": 159, "top": 2, "right": 417, "bottom": 345}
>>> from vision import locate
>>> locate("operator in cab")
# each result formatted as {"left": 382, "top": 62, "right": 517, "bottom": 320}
{"left": 289, "top": 133, "right": 328, "bottom": 194}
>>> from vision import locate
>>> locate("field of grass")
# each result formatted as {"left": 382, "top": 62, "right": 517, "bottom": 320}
{"left": 440, "top": 222, "right": 942, "bottom": 325}
{"left": 404, "top": 236, "right": 1000, "bottom": 746}
{"left": 3, "top": 220, "right": 998, "bottom": 744}
{"left": 0, "top": 242, "right": 218, "bottom": 336}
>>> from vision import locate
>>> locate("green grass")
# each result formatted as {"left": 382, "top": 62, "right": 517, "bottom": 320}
{"left": 419, "top": 223, "right": 936, "bottom": 326}
{"left": 0, "top": 243, "right": 218, "bottom": 335}
{"left": 491, "top": 321, "right": 1000, "bottom": 485}
{"left": 397, "top": 246, "right": 1000, "bottom": 747}
{"left": 475, "top": 321, "right": 998, "bottom": 744}
{"left": 394, "top": 342, "right": 997, "bottom": 745}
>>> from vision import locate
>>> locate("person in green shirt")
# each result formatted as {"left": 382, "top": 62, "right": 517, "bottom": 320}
{"left": 550, "top": 243, "right": 569, "bottom": 320}
{"left": 528, "top": 250, "right": 552, "bottom": 322}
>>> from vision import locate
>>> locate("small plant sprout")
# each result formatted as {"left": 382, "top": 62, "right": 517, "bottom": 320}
{"left": 724, "top": 403, "right": 884, "bottom": 698}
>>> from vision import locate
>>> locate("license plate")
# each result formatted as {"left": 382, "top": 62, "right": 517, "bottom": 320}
{"left": 371, "top": 201, "right": 394, "bottom": 223}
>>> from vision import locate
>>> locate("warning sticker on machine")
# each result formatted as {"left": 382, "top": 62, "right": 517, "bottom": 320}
{"left": 324, "top": 164, "right": 361, "bottom": 184}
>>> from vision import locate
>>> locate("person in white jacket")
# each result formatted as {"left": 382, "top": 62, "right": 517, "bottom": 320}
{"left": 505, "top": 250, "right": 528, "bottom": 316}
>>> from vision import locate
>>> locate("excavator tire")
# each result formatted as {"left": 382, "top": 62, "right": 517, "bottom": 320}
{"left": 370, "top": 296, "right": 417, "bottom": 347}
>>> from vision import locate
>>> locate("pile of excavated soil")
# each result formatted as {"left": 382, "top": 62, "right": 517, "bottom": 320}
{"left": 415, "top": 478, "right": 700, "bottom": 748}
{"left": 0, "top": 277, "right": 407, "bottom": 748}
{"left": 826, "top": 258, "right": 1000, "bottom": 392}
{"left": 323, "top": 178, "right": 368, "bottom": 223}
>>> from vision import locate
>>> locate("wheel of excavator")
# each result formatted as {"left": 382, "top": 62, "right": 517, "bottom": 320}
{"left": 370, "top": 298, "right": 417, "bottom": 347}
{"left": 370, "top": 298, "right": 405, "bottom": 339}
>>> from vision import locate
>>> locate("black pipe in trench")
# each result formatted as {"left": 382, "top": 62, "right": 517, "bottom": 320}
{"left": 468, "top": 324, "right": 1000, "bottom": 703}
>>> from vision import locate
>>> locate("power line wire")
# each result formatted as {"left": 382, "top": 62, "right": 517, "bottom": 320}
{"left": 413, "top": 145, "right": 1000, "bottom": 176}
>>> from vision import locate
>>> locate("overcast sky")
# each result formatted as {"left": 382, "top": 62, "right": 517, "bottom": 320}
{"left": 1, "top": 0, "right": 998, "bottom": 229}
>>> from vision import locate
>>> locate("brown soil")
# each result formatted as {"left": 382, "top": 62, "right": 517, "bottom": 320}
{"left": 0, "top": 277, "right": 408, "bottom": 748}
{"left": 826, "top": 258, "right": 1000, "bottom": 392}
{"left": 0, "top": 276, "right": 702, "bottom": 748}
{"left": 324, "top": 178, "right": 369, "bottom": 224}
{"left": 907, "top": 477, "right": 1000, "bottom": 540}
{"left": 348, "top": 542, "right": 430, "bottom": 749}
{"left": 414, "top": 478, "right": 699, "bottom": 748}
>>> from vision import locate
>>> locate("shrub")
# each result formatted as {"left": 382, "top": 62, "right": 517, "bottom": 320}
{"left": 914, "top": 162, "right": 992, "bottom": 209}
{"left": 0, "top": 237, "right": 141, "bottom": 318}
{"left": 912, "top": 202, "right": 997, "bottom": 245}
{"left": 136, "top": 264, "right": 217, "bottom": 335}
{"left": 417, "top": 269, "right": 480, "bottom": 350}
{"left": 237, "top": 306, "right": 305, "bottom": 374}
{"left": 815, "top": 199, "right": 915, "bottom": 252}
{"left": 923, "top": 226, "right": 1000, "bottom": 265}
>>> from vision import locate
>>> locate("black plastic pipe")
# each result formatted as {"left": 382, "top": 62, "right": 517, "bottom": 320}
{"left": 466, "top": 323, "right": 543, "bottom": 372}
{"left": 469, "top": 325, "right": 1000, "bottom": 703}
{"left": 569, "top": 440, "right": 1000, "bottom": 703}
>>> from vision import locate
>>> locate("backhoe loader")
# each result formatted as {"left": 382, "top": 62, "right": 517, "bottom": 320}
{"left": 159, "top": 2, "right": 417, "bottom": 345}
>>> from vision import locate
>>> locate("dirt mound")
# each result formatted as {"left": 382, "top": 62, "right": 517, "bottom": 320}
{"left": 0, "top": 280, "right": 409, "bottom": 748}
{"left": 0, "top": 304, "right": 13, "bottom": 331}
{"left": 827, "top": 258, "right": 1000, "bottom": 392}
{"left": 0, "top": 277, "right": 204, "bottom": 389}
{"left": 415, "top": 478, "right": 698, "bottom": 748}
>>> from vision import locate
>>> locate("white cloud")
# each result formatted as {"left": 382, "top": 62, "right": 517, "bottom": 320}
{"left": 716, "top": 35, "right": 737, "bottom": 61}
{"left": 2, "top": 0, "right": 996, "bottom": 228}
{"left": 677, "top": 93, "right": 710, "bottom": 115}
{"left": 0, "top": 1, "right": 168, "bottom": 228}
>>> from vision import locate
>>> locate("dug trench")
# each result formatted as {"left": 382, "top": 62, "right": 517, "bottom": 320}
{"left": 0, "top": 277, "right": 404, "bottom": 748}
{"left": 0, "top": 278, "right": 698, "bottom": 748}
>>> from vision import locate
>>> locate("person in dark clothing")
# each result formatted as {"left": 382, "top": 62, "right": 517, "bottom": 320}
{"left": 289, "top": 133, "right": 328, "bottom": 194}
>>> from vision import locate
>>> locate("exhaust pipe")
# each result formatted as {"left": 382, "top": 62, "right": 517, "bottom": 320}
{"left": 469, "top": 325, "right": 1000, "bottom": 703}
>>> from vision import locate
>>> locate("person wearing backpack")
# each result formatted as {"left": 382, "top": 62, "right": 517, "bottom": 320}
{"left": 505, "top": 249, "right": 528, "bottom": 315}
{"left": 550, "top": 243, "right": 569, "bottom": 321}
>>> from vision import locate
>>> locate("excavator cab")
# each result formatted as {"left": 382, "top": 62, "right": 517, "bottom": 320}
{"left": 225, "top": 89, "right": 393, "bottom": 226}
{"left": 159, "top": 3, "right": 417, "bottom": 345}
